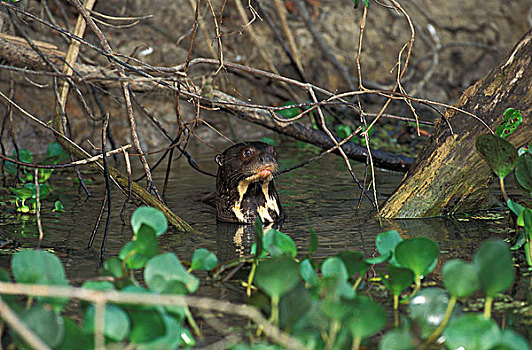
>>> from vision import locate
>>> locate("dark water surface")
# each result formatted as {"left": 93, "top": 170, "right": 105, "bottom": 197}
{"left": 0, "top": 140, "right": 530, "bottom": 341}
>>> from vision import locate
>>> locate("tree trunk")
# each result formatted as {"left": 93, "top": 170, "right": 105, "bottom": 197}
{"left": 381, "top": 29, "right": 532, "bottom": 218}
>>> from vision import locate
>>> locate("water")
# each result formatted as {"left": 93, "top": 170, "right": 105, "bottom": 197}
{"left": 0, "top": 139, "right": 529, "bottom": 341}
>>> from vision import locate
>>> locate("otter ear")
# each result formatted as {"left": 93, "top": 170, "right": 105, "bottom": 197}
{"left": 215, "top": 154, "right": 223, "bottom": 166}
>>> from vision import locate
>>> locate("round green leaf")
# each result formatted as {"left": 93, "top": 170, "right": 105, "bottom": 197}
{"left": 346, "top": 296, "right": 387, "bottom": 340}
{"left": 379, "top": 329, "right": 414, "bottom": 350}
{"left": 321, "top": 257, "right": 349, "bottom": 282}
{"left": 442, "top": 259, "right": 480, "bottom": 298}
{"left": 337, "top": 251, "right": 369, "bottom": 277}
{"left": 59, "top": 318, "right": 93, "bottom": 350}
{"left": 83, "top": 304, "right": 130, "bottom": 341}
{"left": 190, "top": 248, "right": 218, "bottom": 271}
{"left": 395, "top": 237, "right": 439, "bottom": 277}
{"left": 131, "top": 206, "right": 168, "bottom": 237}
{"left": 376, "top": 230, "right": 403, "bottom": 257}
{"left": 144, "top": 253, "right": 199, "bottom": 294}
{"left": 443, "top": 314, "right": 501, "bottom": 350}
{"left": 277, "top": 102, "right": 300, "bottom": 118}
{"left": 53, "top": 200, "right": 65, "bottom": 212}
{"left": 102, "top": 258, "right": 125, "bottom": 279}
{"left": 493, "top": 329, "right": 530, "bottom": 350}
{"left": 16, "top": 149, "right": 33, "bottom": 163}
{"left": 128, "top": 308, "right": 166, "bottom": 343}
{"left": 255, "top": 255, "right": 300, "bottom": 298}
{"left": 476, "top": 134, "right": 518, "bottom": 179}
{"left": 386, "top": 264, "right": 415, "bottom": 297}
{"left": 12, "top": 250, "right": 68, "bottom": 285}
{"left": 515, "top": 152, "right": 532, "bottom": 193}
{"left": 21, "top": 305, "right": 65, "bottom": 348}
{"left": 473, "top": 239, "right": 515, "bottom": 297}
{"left": 263, "top": 229, "right": 297, "bottom": 258}
{"left": 82, "top": 280, "right": 114, "bottom": 291}
{"left": 299, "top": 259, "right": 319, "bottom": 288}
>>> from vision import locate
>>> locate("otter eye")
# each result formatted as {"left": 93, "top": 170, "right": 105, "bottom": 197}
{"left": 242, "top": 148, "right": 255, "bottom": 158}
{"left": 270, "top": 147, "right": 277, "bottom": 157}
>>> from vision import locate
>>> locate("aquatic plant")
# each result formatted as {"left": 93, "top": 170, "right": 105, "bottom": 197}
{"left": 5, "top": 142, "right": 69, "bottom": 213}
{"left": 0, "top": 207, "right": 528, "bottom": 349}
{"left": 475, "top": 108, "right": 532, "bottom": 265}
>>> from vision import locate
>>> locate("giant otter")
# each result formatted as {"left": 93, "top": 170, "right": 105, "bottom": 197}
{"left": 215, "top": 141, "right": 284, "bottom": 224}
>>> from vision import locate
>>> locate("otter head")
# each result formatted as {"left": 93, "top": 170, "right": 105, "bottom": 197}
{"left": 215, "top": 142, "right": 284, "bottom": 224}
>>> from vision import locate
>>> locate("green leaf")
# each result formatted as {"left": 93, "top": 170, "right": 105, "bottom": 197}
{"left": 346, "top": 296, "right": 387, "bottom": 340}
{"left": 279, "top": 283, "right": 313, "bottom": 329}
{"left": 58, "top": 318, "right": 93, "bottom": 350}
{"left": 474, "top": 239, "right": 515, "bottom": 297}
{"left": 494, "top": 328, "right": 530, "bottom": 350}
{"left": 144, "top": 253, "right": 199, "bottom": 294}
{"left": 190, "top": 248, "right": 218, "bottom": 271}
{"left": 385, "top": 264, "right": 415, "bottom": 297}
{"left": 82, "top": 280, "right": 114, "bottom": 291}
{"left": 263, "top": 229, "right": 297, "bottom": 258}
{"left": 476, "top": 134, "right": 518, "bottom": 179}
{"left": 9, "top": 186, "right": 34, "bottom": 200}
{"left": 102, "top": 258, "right": 125, "bottom": 279}
{"left": 337, "top": 251, "right": 369, "bottom": 277}
{"left": 83, "top": 304, "right": 131, "bottom": 341}
{"left": 12, "top": 250, "right": 68, "bottom": 286}
{"left": 20, "top": 305, "right": 65, "bottom": 348}
{"left": 46, "top": 141, "right": 70, "bottom": 163}
{"left": 53, "top": 200, "right": 65, "bottom": 212}
{"left": 507, "top": 199, "right": 525, "bottom": 218}
{"left": 131, "top": 206, "right": 168, "bottom": 237}
{"left": 336, "top": 124, "right": 352, "bottom": 139}
{"left": 16, "top": 148, "right": 33, "bottom": 163}
{"left": 135, "top": 312, "right": 187, "bottom": 349}
{"left": 379, "top": 329, "right": 414, "bottom": 350}
{"left": 376, "top": 230, "right": 403, "bottom": 265}
{"left": 128, "top": 307, "right": 166, "bottom": 343}
{"left": 260, "top": 137, "right": 275, "bottom": 146}
{"left": 119, "top": 241, "right": 148, "bottom": 269}
{"left": 442, "top": 259, "right": 480, "bottom": 298}
{"left": 308, "top": 224, "right": 318, "bottom": 256}
{"left": 133, "top": 225, "right": 159, "bottom": 258}
{"left": 495, "top": 108, "right": 523, "bottom": 138}
{"left": 321, "top": 257, "right": 349, "bottom": 282}
{"left": 299, "top": 259, "right": 319, "bottom": 288}
{"left": 515, "top": 152, "right": 532, "bottom": 194}
{"left": 395, "top": 237, "right": 439, "bottom": 277}
{"left": 277, "top": 102, "right": 300, "bottom": 118}
{"left": 255, "top": 254, "right": 300, "bottom": 298}
{"left": 443, "top": 314, "right": 501, "bottom": 350}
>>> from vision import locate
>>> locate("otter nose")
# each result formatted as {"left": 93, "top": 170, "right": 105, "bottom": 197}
{"left": 258, "top": 153, "right": 275, "bottom": 164}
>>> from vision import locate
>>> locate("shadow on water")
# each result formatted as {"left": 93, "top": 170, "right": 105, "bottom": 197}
{"left": 0, "top": 140, "right": 530, "bottom": 340}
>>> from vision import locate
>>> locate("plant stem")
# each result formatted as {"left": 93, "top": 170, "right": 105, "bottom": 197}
{"left": 270, "top": 295, "right": 280, "bottom": 326}
{"left": 247, "top": 261, "right": 257, "bottom": 297}
{"left": 352, "top": 276, "right": 363, "bottom": 291}
{"left": 185, "top": 306, "right": 202, "bottom": 337}
{"left": 325, "top": 320, "right": 340, "bottom": 350}
{"left": 351, "top": 336, "right": 361, "bottom": 350}
{"left": 484, "top": 296, "right": 493, "bottom": 319}
{"left": 394, "top": 294, "right": 399, "bottom": 327}
{"left": 423, "top": 296, "right": 456, "bottom": 347}
{"left": 499, "top": 177, "right": 509, "bottom": 203}
{"left": 401, "top": 275, "right": 421, "bottom": 304}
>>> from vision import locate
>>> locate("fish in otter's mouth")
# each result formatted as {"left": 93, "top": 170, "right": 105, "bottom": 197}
{"left": 215, "top": 141, "right": 285, "bottom": 224}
